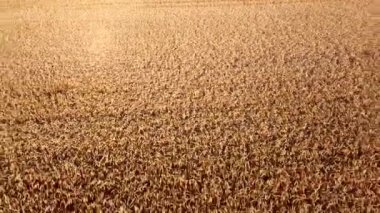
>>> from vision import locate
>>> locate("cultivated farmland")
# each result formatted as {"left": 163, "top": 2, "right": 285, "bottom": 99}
{"left": 0, "top": 0, "right": 379, "bottom": 212}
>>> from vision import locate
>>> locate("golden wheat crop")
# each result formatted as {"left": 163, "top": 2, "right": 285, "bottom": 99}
{"left": 0, "top": 0, "right": 379, "bottom": 212}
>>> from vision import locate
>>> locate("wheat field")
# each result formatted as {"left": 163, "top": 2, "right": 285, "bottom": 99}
{"left": 0, "top": 0, "right": 379, "bottom": 212}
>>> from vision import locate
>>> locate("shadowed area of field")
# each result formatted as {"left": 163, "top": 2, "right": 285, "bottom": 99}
{"left": 0, "top": 0, "right": 379, "bottom": 212}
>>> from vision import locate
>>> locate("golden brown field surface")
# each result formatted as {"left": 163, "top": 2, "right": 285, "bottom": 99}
{"left": 0, "top": 0, "right": 379, "bottom": 212}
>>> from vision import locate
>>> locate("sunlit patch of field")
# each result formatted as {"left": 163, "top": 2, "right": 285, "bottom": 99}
{"left": 0, "top": 0, "right": 379, "bottom": 212}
